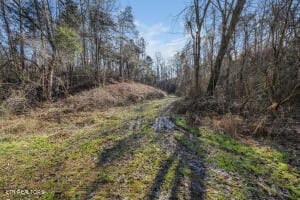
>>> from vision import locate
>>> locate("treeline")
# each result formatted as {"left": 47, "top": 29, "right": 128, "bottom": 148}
{"left": 1, "top": 0, "right": 299, "bottom": 114}
{"left": 0, "top": 0, "right": 156, "bottom": 102}
{"left": 170, "top": 0, "right": 299, "bottom": 113}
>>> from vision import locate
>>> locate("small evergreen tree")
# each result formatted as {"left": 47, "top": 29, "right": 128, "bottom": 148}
{"left": 55, "top": 25, "right": 81, "bottom": 60}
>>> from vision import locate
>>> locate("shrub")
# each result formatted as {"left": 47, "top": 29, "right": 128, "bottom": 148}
{"left": 2, "top": 90, "right": 30, "bottom": 115}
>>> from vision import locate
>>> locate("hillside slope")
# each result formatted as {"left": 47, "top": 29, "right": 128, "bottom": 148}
{"left": 46, "top": 82, "right": 166, "bottom": 113}
{"left": 1, "top": 82, "right": 166, "bottom": 116}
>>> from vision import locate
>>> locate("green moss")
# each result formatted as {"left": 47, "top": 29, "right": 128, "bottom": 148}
{"left": 79, "top": 139, "right": 103, "bottom": 155}
{"left": 100, "top": 173, "right": 114, "bottom": 184}
{"left": 179, "top": 167, "right": 192, "bottom": 177}
{"left": 197, "top": 126, "right": 300, "bottom": 199}
{"left": 163, "top": 158, "right": 180, "bottom": 190}
{"left": 41, "top": 192, "right": 56, "bottom": 200}
{"left": 0, "top": 140, "right": 28, "bottom": 155}
{"left": 175, "top": 133, "right": 204, "bottom": 155}
{"left": 29, "top": 136, "right": 56, "bottom": 151}
{"left": 288, "top": 185, "right": 300, "bottom": 199}
{"left": 212, "top": 151, "right": 240, "bottom": 172}
{"left": 174, "top": 115, "right": 200, "bottom": 135}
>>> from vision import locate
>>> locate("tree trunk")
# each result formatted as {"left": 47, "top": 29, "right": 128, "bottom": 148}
{"left": 194, "top": 31, "right": 201, "bottom": 95}
{"left": 207, "top": 0, "right": 246, "bottom": 95}
{"left": 19, "top": 0, "right": 25, "bottom": 71}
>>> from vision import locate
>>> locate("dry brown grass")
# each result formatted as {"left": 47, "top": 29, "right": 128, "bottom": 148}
{"left": 0, "top": 82, "right": 166, "bottom": 137}
{"left": 218, "top": 113, "right": 243, "bottom": 136}
{"left": 1, "top": 82, "right": 165, "bottom": 117}
{"left": 1, "top": 90, "right": 30, "bottom": 114}
{"left": 194, "top": 113, "right": 243, "bottom": 136}
{"left": 51, "top": 82, "right": 166, "bottom": 113}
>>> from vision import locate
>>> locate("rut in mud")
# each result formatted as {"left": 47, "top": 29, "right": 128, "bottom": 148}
{"left": 147, "top": 111, "right": 207, "bottom": 199}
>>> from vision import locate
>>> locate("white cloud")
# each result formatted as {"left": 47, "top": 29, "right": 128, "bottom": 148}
{"left": 135, "top": 20, "right": 187, "bottom": 59}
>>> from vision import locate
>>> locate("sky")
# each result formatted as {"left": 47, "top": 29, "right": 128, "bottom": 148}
{"left": 119, "top": 0, "right": 189, "bottom": 59}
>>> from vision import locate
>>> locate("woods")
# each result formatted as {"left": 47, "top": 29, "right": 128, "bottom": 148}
{"left": 171, "top": 0, "right": 299, "bottom": 114}
{"left": 0, "top": 0, "right": 155, "bottom": 105}
{"left": 0, "top": 0, "right": 299, "bottom": 106}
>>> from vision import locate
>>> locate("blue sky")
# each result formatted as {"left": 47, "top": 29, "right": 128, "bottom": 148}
{"left": 120, "top": 0, "right": 189, "bottom": 59}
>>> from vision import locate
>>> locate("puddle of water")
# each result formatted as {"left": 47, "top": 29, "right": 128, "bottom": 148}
{"left": 153, "top": 117, "right": 175, "bottom": 132}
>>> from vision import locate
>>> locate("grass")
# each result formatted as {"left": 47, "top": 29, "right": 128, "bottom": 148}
{"left": 210, "top": 134, "right": 300, "bottom": 199}
{"left": 1, "top": 97, "right": 299, "bottom": 199}
{"left": 174, "top": 115, "right": 300, "bottom": 199}
{"left": 0, "top": 97, "right": 176, "bottom": 199}
{"left": 174, "top": 115, "right": 200, "bottom": 135}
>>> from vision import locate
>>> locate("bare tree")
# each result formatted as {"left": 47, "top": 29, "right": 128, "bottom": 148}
{"left": 207, "top": 0, "right": 246, "bottom": 95}
{"left": 186, "top": 0, "right": 211, "bottom": 95}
